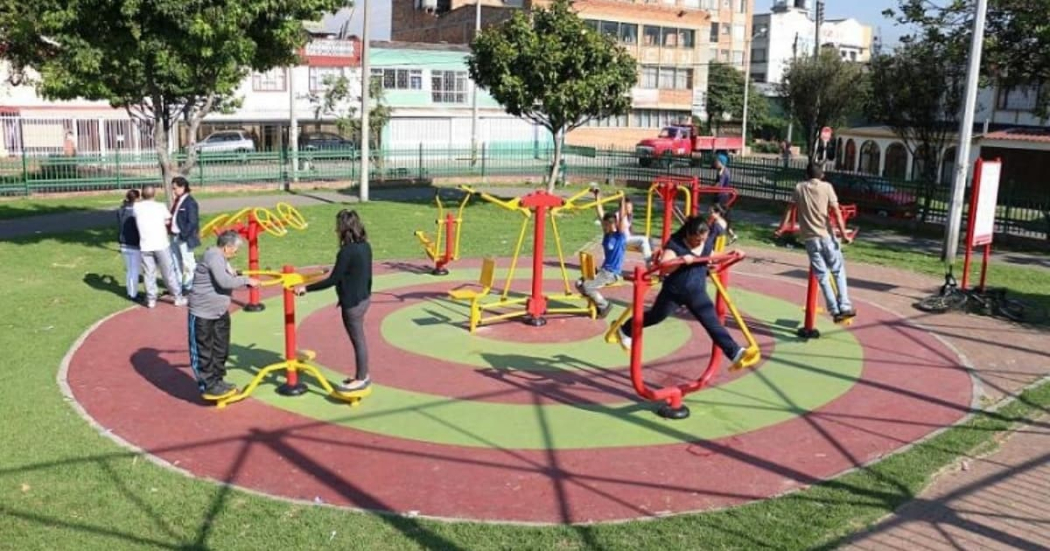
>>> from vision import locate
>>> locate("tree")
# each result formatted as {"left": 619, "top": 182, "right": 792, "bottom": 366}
{"left": 467, "top": 0, "right": 636, "bottom": 191}
{"left": 887, "top": 0, "right": 1050, "bottom": 116}
{"left": 312, "top": 75, "right": 391, "bottom": 168}
{"left": 1, "top": 0, "right": 343, "bottom": 200}
{"left": 779, "top": 48, "right": 868, "bottom": 158}
{"left": 705, "top": 62, "right": 770, "bottom": 139}
{"left": 867, "top": 39, "right": 966, "bottom": 222}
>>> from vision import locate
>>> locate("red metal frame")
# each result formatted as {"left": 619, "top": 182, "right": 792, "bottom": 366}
{"left": 776, "top": 204, "right": 858, "bottom": 239}
{"left": 432, "top": 210, "right": 457, "bottom": 274}
{"left": 519, "top": 191, "right": 567, "bottom": 325}
{"left": 280, "top": 265, "right": 301, "bottom": 390}
{"left": 962, "top": 157, "right": 1000, "bottom": 291}
{"left": 627, "top": 251, "right": 745, "bottom": 411}
{"left": 212, "top": 212, "right": 265, "bottom": 310}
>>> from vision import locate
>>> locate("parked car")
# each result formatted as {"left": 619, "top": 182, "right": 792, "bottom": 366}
{"left": 299, "top": 131, "right": 355, "bottom": 152}
{"left": 826, "top": 172, "right": 918, "bottom": 218}
{"left": 193, "top": 130, "right": 256, "bottom": 154}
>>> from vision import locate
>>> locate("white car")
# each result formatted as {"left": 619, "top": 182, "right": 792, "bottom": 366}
{"left": 193, "top": 131, "right": 256, "bottom": 154}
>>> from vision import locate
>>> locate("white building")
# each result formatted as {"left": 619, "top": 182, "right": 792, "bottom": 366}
{"left": 749, "top": 0, "right": 873, "bottom": 86}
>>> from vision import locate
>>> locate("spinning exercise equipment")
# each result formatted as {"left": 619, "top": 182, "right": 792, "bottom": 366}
{"left": 644, "top": 175, "right": 740, "bottom": 250}
{"left": 414, "top": 190, "right": 472, "bottom": 275}
{"left": 200, "top": 202, "right": 309, "bottom": 312}
{"left": 449, "top": 186, "right": 623, "bottom": 331}
{"left": 605, "top": 249, "right": 761, "bottom": 419}
{"left": 774, "top": 205, "right": 859, "bottom": 339}
{"left": 214, "top": 265, "right": 372, "bottom": 408}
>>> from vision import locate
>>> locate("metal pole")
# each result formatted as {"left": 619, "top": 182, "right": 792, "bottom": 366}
{"left": 470, "top": 0, "right": 481, "bottom": 164}
{"left": 814, "top": 1, "right": 822, "bottom": 57}
{"left": 359, "top": 0, "right": 371, "bottom": 202}
{"left": 289, "top": 65, "right": 299, "bottom": 188}
{"left": 942, "top": 0, "right": 988, "bottom": 265}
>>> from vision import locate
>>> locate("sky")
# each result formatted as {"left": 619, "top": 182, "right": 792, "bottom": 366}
{"left": 328, "top": 0, "right": 914, "bottom": 47}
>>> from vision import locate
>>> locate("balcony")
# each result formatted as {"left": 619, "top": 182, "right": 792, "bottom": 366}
{"left": 305, "top": 39, "right": 358, "bottom": 58}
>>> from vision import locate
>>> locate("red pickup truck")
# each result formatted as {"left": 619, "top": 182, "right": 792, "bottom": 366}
{"left": 635, "top": 125, "right": 743, "bottom": 167}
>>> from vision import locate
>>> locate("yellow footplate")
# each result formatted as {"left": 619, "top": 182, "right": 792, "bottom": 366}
{"left": 203, "top": 388, "right": 238, "bottom": 402}
{"left": 296, "top": 349, "right": 317, "bottom": 361}
{"left": 332, "top": 385, "right": 373, "bottom": 407}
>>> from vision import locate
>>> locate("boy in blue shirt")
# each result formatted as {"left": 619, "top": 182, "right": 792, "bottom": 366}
{"left": 577, "top": 191, "right": 627, "bottom": 319}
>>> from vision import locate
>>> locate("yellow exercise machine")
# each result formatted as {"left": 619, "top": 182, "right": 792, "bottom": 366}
{"left": 414, "top": 189, "right": 471, "bottom": 275}
{"left": 214, "top": 265, "right": 372, "bottom": 408}
{"left": 448, "top": 186, "right": 622, "bottom": 331}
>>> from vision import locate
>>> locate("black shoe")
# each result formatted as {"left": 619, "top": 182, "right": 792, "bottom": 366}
{"left": 597, "top": 303, "right": 613, "bottom": 319}
{"left": 833, "top": 309, "right": 857, "bottom": 323}
{"left": 203, "top": 380, "right": 236, "bottom": 397}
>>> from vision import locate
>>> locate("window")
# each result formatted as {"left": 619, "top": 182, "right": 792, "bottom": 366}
{"left": 619, "top": 23, "right": 637, "bottom": 44}
{"left": 720, "top": 49, "right": 730, "bottom": 61}
{"left": 675, "top": 67, "right": 692, "bottom": 89}
{"left": 659, "top": 67, "right": 676, "bottom": 89}
{"left": 996, "top": 85, "right": 1040, "bottom": 111}
{"left": 721, "top": 23, "right": 730, "bottom": 35}
{"left": 585, "top": 113, "right": 629, "bottom": 127}
{"left": 753, "top": 23, "right": 768, "bottom": 37}
{"left": 738, "top": 0, "right": 746, "bottom": 12}
{"left": 432, "top": 71, "right": 468, "bottom": 103}
{"left": 662, "top": 28, "right": 678, "bottom": 48}
{"left": 584, "top": 19, "right": 599, "bottom": 31}
{"left": 732, "top": 24, "right": 745, "bottom": 40}
{"left": 641, "top": 66, "right": 659, "bottom": 89}
{"left": 309, "top": 67, "right": 343, "bottom": 92}
{"left": 679, "top": 29, "right": 695, "bottom": 48}
{"left": 252, "top": 68, "right": 286, "bottom": 91}
{"left": 751, "top": 48, "right": 766, "bottom": 62}
{"left": 372, "top": 68, "right": 423, "bottom": 90}
{"left": 632, "top": 109, "right": 691, "bottom": 128}
{"left": 601, "top": 20, "right": 618, "bottom": 39}
{"left": 643, "top": 25, "right": 661, "bottom": 46}
{"left": 753, "top": 72, "right": 766, "bottom": 83}
{"left": 732, "top": 50, "right": 744, "bottom": 65}
{"left": 710, "top": 23, "right": 719, "bottom": 43}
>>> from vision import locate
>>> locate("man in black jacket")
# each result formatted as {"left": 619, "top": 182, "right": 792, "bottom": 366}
{"left": 170, "top": 176, "right": 201, "bottom": 292}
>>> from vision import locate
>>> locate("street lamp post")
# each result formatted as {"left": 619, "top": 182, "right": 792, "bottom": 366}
{"left": 741, "top": 27, "right": 767, "bottom": 156}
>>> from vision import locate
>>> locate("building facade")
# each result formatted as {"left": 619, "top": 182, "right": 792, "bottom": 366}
{"left": 749, "top": 0, "right": 872, "bottom": 86}
{"left": 391, "top": 0, "right": 754, "bottom": 148}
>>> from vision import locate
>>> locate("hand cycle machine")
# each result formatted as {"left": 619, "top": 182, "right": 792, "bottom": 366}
{"left": 200, "top": 202, "right": 309, "bottom": 312}
{"left": 645, "top": 175, "right": 739, "bottom": 250}
{"left": 449, "top": 186, "right": 623, "bottom": 331}
{"left": 413, "top": 189, "right": 472, "bottom": 275}
{"left": 212, "top": 265, "right": 372, "bottom": 409}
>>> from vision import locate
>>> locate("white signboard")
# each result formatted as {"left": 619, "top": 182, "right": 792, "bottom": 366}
{"left": 971, "top": 159, "right": 1002, "bottom": 246}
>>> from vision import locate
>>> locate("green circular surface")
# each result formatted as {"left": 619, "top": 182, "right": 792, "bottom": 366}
{"left": 227, "top": 269, "right": 864, "bottom": 450}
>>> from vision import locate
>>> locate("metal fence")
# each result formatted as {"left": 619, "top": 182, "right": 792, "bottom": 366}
{"left": 1, "top": 145, "right": 1046, "bottom": 241}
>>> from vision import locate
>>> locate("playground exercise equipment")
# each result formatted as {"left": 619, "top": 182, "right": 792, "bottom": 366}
{"left": 414, "top": 190, "right": 471, "bottom": 275}
{"left": 200, "top": 202, "right": 308, "bottom": 312}
{"left": 775, "top": 205, "right": 859, "bottom": 339}
{"left": 213, "top": 265, "right": 372, "bottom": 409}
{"left": 644, "top": 175, "right": 740, "bottom": 249}
{"left": 605, "top": 249, "right": 761, "bottom": 419}
{"left": 448, "top": 186, "right": 623, "bottom": 331}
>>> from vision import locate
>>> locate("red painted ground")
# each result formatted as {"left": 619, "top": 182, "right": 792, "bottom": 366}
{"left": 64, "top": 259, "right": 973, "bottom": 523}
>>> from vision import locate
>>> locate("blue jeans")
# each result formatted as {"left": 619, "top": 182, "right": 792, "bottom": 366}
{"left": 804, "top": 236, "right": 852, "bottom": 315}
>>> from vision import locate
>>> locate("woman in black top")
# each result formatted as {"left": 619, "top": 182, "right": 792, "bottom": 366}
{"left": 296, "top": 210, "right": 374, "bottom": 391}
{"left": 617, "top": 216, "right": 755, "bottom": 370}
{"left": 117, "top": 189, "right": 142, "bottom": 301}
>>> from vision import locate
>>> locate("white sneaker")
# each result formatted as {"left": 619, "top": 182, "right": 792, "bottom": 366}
{"left": 337, "top": 377, "right": 371, "bottom": 392}
{"left": 146, "top": 300, "right": 157, "bottom": 309}
{"left": 617, "top": 326, "right": 632, "bottom": 351}
{"left": 174, "top": 296, "right": 188, "bottom": 307}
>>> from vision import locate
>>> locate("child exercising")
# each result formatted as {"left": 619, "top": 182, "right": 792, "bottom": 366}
{"left": 617, "top": 215, "right": 758, "bottom": 371}
{"left": 576, "top": 190, "right": 627, "bottom": 319}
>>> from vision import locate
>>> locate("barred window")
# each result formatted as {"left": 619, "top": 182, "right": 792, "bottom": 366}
{"left": 432, "top": 71, "right": 468, "bottom": 103}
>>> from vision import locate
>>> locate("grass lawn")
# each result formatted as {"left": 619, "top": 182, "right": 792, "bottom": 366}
{"left": 2, "top": 194, "right": 1049, "bottom": 550}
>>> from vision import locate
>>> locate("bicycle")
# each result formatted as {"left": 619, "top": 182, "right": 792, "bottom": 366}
{"left": 916, "top": 272, "right": 1048, "bottom": 325}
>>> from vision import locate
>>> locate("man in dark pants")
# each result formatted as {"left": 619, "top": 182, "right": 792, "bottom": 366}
{"left": 188, "top": 230, "right": 259, "bottom": 399}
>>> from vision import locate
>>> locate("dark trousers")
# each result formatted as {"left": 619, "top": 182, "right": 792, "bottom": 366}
{"left": 624, "top": 284, "right": 740, "bottom": 358}
{"left": 340, "top": 299, "right": 370, "bottom": 380}
{"left": 189, "top": 313, "right": 231, "bottom": 391}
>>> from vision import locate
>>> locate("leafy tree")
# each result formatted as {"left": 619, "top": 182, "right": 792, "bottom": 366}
{"left": 886, "top": 0, "right": 1050, "bottom": 115}
{"left": 705, "top": 62, "right": 770, "bottom": 139}
{"left": 312, "top": 75, "right": 391, "bottom": 168}
{"left": 867, "top": 39, "right": 966, "bottom": 222}
{"left": 467, "top": 0, "right": 636, "bottom": 191}
{"left": 779, "top": 49, "right": 868, "bottom": 158}
{"left": 1, "top": 0, "right": 342, "bottom": 199}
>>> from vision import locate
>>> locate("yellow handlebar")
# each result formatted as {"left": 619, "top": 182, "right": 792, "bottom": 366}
{"left": 242, "top": 269, "right": 326, "bottom": 289}
{"left": 559, "top": 190, "right": 625, "bottom": 213}
{"left": 276, "top": 202, "right": 308, "bottom": 230}
{"left": 460, "top": 186, "right": 529, "bottom": 216}
{"left": 253, "top": 208, "right": 289, "bottom": 237}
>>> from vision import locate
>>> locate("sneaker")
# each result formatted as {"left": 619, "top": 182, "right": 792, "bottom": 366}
{"left": 730, "top": 346, "right": 760, "bottom": 371}
{"left": 203, "top": 380, "right": 236, "bottom": 398}
{"left": 174, "top": 296, "right": 188, "bottom": 307}
{"left": 337, "top": 377, "right": 371, "bottom": 392}
{"left": 616, "top": 326, "right": 632, "bottom": 351}
{"left": 596, "top": 303, "right": 613, "bottom": 319}
{"left": 833, "top": 309, "right": 857, "bottom": 324}
{"left": 146, "top": 299, "right": 157, "bottom": 309}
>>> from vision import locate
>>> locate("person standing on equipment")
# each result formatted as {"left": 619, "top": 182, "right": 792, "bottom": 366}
{"left": 188, "top": 230, "right": 260, "bottom": 399}
{"left": 780, "top": 162, "right": 856, "bottom": 323}
{"left": 295, "top": 209, "right": 373, "bottom": 392}
{"left": 617, "top": 216, "right": 758, "bottom": 371}
{"left": 578, "top": 190, "right": 627, "bottom": 319}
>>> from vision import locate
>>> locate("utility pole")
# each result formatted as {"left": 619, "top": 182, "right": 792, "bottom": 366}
{"left": 289, "top": 65, "right": 299, "bottom": 188}
{"left": 470, "top": 0, "right": 481, "bottom": 165}
{"left": 942, "top": 0, "right": 988, "bottom": 266}
{"left": 359, "top": 0, "right": 370, "bottom": 202}
{"left": 742, "top": 28, "right": 768, "bottom": 155}
{"left": 786, "top": 31, "right": 798, "bottom": 144}
{"left": 814, "top": 0, "right": 824, "bottom": 57}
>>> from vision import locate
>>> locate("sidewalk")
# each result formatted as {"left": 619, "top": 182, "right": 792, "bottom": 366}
{"left": 840, "top": 413, "right": 1050, "bottom": 551}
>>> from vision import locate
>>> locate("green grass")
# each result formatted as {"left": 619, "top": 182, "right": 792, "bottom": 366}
{"left": 2, "top": 195, "right": 1049, "bottom": 550}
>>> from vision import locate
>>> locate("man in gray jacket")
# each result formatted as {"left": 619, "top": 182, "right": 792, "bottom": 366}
{"left": 188, "top": 230, "right": 259, "bottom": 399}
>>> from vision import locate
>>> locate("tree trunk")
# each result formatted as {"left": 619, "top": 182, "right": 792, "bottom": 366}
{"left": 152, "top": 117, "right": 177, "bottom": 207}
{"left": 546, "top": 128, "right": 563, "bottom": 193}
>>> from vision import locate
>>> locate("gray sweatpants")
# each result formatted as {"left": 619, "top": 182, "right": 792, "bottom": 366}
{"left": 577, "top": 269, "right": 620, "bottom": 309}
{"left": 141, "top": 249, "right": 183, "bottom": 302}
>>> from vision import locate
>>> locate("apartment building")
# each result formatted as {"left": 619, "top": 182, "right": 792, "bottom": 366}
{"left": 392, "top": 0, "right": 754, "bottom": 148}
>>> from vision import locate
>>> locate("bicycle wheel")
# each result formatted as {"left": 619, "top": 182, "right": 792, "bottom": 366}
{"left": 916, "top": 290, "right": 967, "bottom": 313}
{"left": 997, "top": 298, "right": 1049, "bottom": 325}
